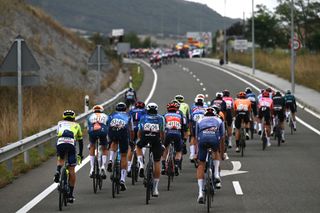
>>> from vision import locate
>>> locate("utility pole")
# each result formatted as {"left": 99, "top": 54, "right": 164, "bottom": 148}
{"left": 252, "top": 0, "right": 255, "bottom": 75}
{"left": 290, "top": 0, "right": 295, "bottom": 94}
{"left": 223, "top": 0, "right": 227, "bottom": 64}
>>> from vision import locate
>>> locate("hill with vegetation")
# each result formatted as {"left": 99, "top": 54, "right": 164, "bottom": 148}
{"left": 27, "top": 0, "right": 238, "bottom": 35}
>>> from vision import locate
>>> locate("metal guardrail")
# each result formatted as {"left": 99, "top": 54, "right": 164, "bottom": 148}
{"left": 0, "top": 89, "right": 127, "bottom": 167}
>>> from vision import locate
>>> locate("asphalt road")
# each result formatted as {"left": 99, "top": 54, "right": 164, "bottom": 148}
{"left": 1, "top": 59, "right": 320, "bottom": 213}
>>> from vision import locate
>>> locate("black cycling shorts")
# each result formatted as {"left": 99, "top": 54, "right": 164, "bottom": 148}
{"left": 235, "top": 111, "right": 250, "bottom": 129}
{"left": 137, "top": 135, "right": 162, "bottom": 162}
{"left": 273, "top": 109, "right": 285, "bottom": 123}
{"left": 225, "top": 110, "right": 233, "bottom": 127}
{"left": 285, "top": 103, "right": 296, "bottom": 113}
{"left": 258, "top": 107, "right": 271, "bottom": 125}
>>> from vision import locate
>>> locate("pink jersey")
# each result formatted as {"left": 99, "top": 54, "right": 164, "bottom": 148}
{"left": 223, "top": 97, "right": 234, "bottom": 110}
{"left": 258, "top": 97, "right": 273, "bottom": 110}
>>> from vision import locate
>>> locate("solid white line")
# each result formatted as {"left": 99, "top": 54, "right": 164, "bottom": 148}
{"left": 195, "top": 60, "right": 320, "bottom": 136}
{"left": 232, "top": 181, "right": 244, "bottom": 195}
{"left": 16, "top": 60, "right": 158, "bottom": 212}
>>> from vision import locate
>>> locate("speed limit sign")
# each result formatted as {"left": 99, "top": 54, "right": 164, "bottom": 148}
{"left": 289, "top": 39, "right": 301, "bottom": 51}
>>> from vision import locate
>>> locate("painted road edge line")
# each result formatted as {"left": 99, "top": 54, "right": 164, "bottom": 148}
{"left": 232, "top": 181, "right": 244, "bottom": 195}
{"left": 16, "top": 59, "right": 158, "bottom": 213}
{"left": 196, "top": 60, "right": 320, "bottom": 136}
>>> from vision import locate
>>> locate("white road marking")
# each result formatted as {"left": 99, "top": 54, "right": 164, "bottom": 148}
{"left": 193, "top": 75, "right": 196, "bottom": 78}
{"left": 197, "top": 78, "right": 200, "bottom": 82}
{"left": 221, "top": 161, "right": 248, "bottom": 177}
{"left": 195, "top": 60, "right": 320, "bottom": 136}
{"left": 16, "top": 60, "right": 158, "bottom": 212}
{"left": 232, "top": 181, "right": 244, "bottom": 195}
{"left": 203, "top": 88, "right": 206, "bottom": 91}
{"left": 205, "top": 94, "right": 209, "bottom": 98}
{"left": 200, "top": 82, "right": 203, "bottom": 86}
{"left": 190, "top": 71, "right": 193, "bottom": 74}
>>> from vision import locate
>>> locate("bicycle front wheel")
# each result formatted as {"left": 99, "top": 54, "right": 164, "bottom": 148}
{"left": 93, "top": 156, "right": 99, "bottom": 193}
{"left": 206, "top": 177, "right": 211, "bottom": 212}
{"left": 131, "top": 154, "right": 137, "bottom": 185}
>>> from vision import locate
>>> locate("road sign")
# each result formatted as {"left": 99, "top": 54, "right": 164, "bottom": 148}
{"left": 0, "top": 35, "right": 40, "bottom": 72}
{"left": 88, "top": 46, "right": 108, "bottom": 65}
{"left": 289, "top": 38, "right": 301, "bottom": 51}
{"left": 117, "top": 42, "right": 130, "bottom": 55}
{"left": 234, "top": 39, "right": 248, "bottom": 50}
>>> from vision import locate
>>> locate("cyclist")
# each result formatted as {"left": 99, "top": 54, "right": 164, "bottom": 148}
{"left": 127, "top": 101, "right": 146, "bottom": 177}
{"left": 222, "top": 89, "right": 234, "bottom": 148}
{"left": 196, "top": 107, "right": 225, "bottom": 203}
{"left": 107, "top": 102, "right": 131, "bottom": 191}
{"left": 272, "top": 91, "right": 286, "bottom": 142}
{"left": 245, "top": 87, "right": 258, "bottom": 134}
{"left": 211, "top": 104, "right": 226, "bottom": 160}
{"left": 258, "top": 91, "right": 274, "bottom": 146}
{"left": 87, "top": 105, "right": 108, "bottom": 179}
{"left": 234, "top": 92, "right": 252, "bottom": 152}
{"left": 284, "top": 90, "right": 297, "bottom": 131}
{"left": 54, "top": 110, "right": 83, "bottom": 203}
{"left": 136, "top": 103, "right": 165, "bottom": 197}
{"left": 162, "top": 101, "right": 185, "bottom": 176}
{"left": 175, "top": 94, "right": 190, "bottom": 154}
{"left": 189, "top": 94, "right": 206, "bottom": 163}
{"left": 125, "top": 87, "right": 137, "bottom": 109}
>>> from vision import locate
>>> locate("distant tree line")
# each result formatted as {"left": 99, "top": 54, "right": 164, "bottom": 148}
{"left": 215, "top": 0, "right": 320, "bottom": 51}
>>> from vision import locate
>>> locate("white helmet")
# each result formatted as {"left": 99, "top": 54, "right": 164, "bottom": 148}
{"left": 194, "top": 94, "right": 205, "bottom": 102}
{"left": 146, "top": 102, "right": 158, "bottom": 114}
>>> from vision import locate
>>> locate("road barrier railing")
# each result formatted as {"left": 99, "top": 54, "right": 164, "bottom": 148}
{"left": 0, "top": 89, "right": 127, "bottom": 171}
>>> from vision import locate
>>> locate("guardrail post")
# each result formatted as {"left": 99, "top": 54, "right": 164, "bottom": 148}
{"left": 6, "top": 159, "right": 13, "bottom": 172}
{"left": 24, "top": 151, "right": 29, "bottom": 165}
{"left": 138, "top": 63, "right": 141, "bottom": 74}
{"left": 84, "top": 95, "right": 89, "bottom": 128}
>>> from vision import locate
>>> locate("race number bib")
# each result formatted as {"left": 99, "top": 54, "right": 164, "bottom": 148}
{"left": 193, "top": 113, "right": 204, "bottom": 122}
{"left": 57, "top": 137, "right": 75, "bottom": 146}
{"left": 110, "top": 118, "right": 126, "bottom": 129}
{"left": 237, "top": 104, "right": 248, "bottom": 111}
{"left": 225, "top": 100, "right": 233, "bottom": 109}
{"left": 143, "top": 123, "right": 160, "bottom": 132}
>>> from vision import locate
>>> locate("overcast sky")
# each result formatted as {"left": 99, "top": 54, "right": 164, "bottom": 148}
{"left": 186, "top": 0, "right": 279, "bottom": 19}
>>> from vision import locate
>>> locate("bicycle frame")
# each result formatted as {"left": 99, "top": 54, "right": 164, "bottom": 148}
{"left": 166, "top": 141, "right": 175, "bottom": 191}
{"left": 144, "top": 144, "right": 154, "bottom": 205}
{"left": 204, "top": 148, "right": 214, "bottom": 213}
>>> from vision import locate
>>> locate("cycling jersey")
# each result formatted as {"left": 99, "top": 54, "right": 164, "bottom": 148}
{"left": 284, "top": 94, "right": 297, "bottom": 113}
{"left": 211, "top": 99, "right": 227, "bottom": 112}
{"left": 87, "top": 112, "right": 108, "bottom": 145}
{"left": 179, "top": 102, "right": 190, "bottom": 124}
{"left": 234, "top": 98, "right": 252, "bottom": 129}
{"left": 222, "top": 96, "right": 234, "bottom": 126}
{"left": 196, "top": 116, "right": 224, "bottom": 161}
{"left": 258, "top": 97, "right": 273, "bottom": 125}
{"left": 246, "top": 92, "right": 258, "bottom": 116}
{"left": 190, "top": 105, "right": 206, "bottom": 136}
{"left": 107, "top": 111, "right": 131, "bottom": 153}
{"left": 129, "top": 108, "right": 147, "bottom": 133}
{"left": 57, "top": 120, "right": 83, "bottom": 146}
{"left": 163, "top": 112, "right": 184, "bottom": 152}
{"left": 273, "top": 95, "right": 285, "bottom": 122}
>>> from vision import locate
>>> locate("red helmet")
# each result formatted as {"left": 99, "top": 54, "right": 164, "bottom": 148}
{"left": 262, "top": 91, "right": 270, "bottom": 97}
{"left": 238, "top": 91, "right": 246, "bottom": 99}
{"left": 134, "top": 101, "right": 145, "bottom": 109}
{"left": 167, "top": 102, "right": 179, "bottom": 112}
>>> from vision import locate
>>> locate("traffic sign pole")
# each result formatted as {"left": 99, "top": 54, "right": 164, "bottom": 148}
{"left": 290, "top": 0, "right": 295, "bottom": 94}
{"left": 97, "top": 45, "right": 101, "bottom": 97}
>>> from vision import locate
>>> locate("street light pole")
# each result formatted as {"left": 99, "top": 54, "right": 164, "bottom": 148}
{"left": 223, "top": 0, "right": 227, "bottom": 64}
{"left": 252, "top": 0, "right": 255, "bottom": 75}
{"left": 290, "top": 0, "right": 295, "bottom": 94}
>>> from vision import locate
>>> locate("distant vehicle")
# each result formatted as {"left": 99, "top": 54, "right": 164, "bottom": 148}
{"left": 191, "top": 48, "right": 203, "bottom": 58}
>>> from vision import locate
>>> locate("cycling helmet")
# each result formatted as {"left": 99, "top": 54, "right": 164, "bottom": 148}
{"left": 63, "top": 110, "right": 75, "bottom": 120}
{"left": 260, "top": 89, "right": 265, "bottom": 94}
{"left": 128, "top": 87, "right": 133, "bottom": 91}
{"left": 266, "top": 87, "right": 272, "bottom": 93}
{"left": 212, "top": 104, "right": 221, "bottom": 114}
{"left": 245, "top": 87, "right": 252, "bottom": 94}
{"left": 286, "top": 89, "right": 291, "bottom": 94}
{"left": 115, "top": 102, "right": 127, "bottom": 112}
{"left": 194, "top": 94, "right": 205, "bottom": 103}
{"left": 275, "top": 91, "right": 281, "bottom": 96}
{"left": 93, "top": 105, "right": 104, "bottom": 113}
{"left": 135, "top": 101, "right": 145, "bottom": 109}
{"left": 215, "top": 92, "right": 223, "bottom": 99}
{"left": 238, "top": 91, "right": 246, "bottom": 99}
{"left": 167, "top": 102, "right": 179, "bottom": 112}
{"left": 175, "top": 94, "right": 184, "bottom": 103}
{"left": 205, "top": 107, "right": 217, "bottom": 116}
{"left": 146, "top": 102, "right": 158, "bottom": 114}
{"left": 222, "top": 89, "right": 230, "bottom": 97}
{"left": 262, "top": 91, "right": 270, "bottom": 97}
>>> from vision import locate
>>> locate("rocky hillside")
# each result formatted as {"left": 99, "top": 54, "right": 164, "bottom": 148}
{"left": 0, "top": 0, "right": 105, "bottom": 91}
{"left": 27, "top": 0, "right": 238, "bottom": 35}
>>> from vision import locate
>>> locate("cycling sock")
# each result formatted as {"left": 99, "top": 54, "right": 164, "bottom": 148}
{"left": 198, "top": 179, "right": 204, "bottom": 194}
{"left": 102, "top": 155, "right": 107, "bottom": 166}
{"left": 153, "top": 178, "right": 160, "bottom": 190}
{"left": 121, "top": 169, "right": 127, "bottom": 182}
{"left": 258, "top": 123, "right": 262, "bottom": 131}
{"left": 109, "top": 151, "right": 114, "bottom": 162}
{"left": 127, "top": 161, "right": 132, "bottom": 171}
{"left": 246, "top": 128, "right": 249, "bottom": 133}
{"left": 142, "top": 147, "right": 146, "bottom": 156}
{"left": 190, "top": 145, "right": 195, "bottom": 156}
{"left": 254, "top": 122, "right": 257, "bottom": 130}
{"left": 138, "top": 156, "right": 144, "bottom": 168}
{"left": 89, "top": 155, "right": 94, "bottom": 171}
{"left": 213, "top": 160, "right": 220, "bottom": 179}
{"left": 56, "top": 165, "right": 62, "bottom": 173}
{"left": 293, "top": 121, "right": 297, "bottom": 128}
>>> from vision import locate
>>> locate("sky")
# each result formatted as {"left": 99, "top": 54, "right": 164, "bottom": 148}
{"left": 186, "top": 0, "right": 279, "bottom": 19}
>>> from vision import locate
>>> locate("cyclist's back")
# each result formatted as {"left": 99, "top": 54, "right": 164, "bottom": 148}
{"left": 125, "top": 87, "right": 137, "bottom": 108}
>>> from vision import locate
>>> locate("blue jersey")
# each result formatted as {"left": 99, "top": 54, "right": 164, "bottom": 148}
{"left": 139, "top": 114, "right": 165, "bottom": 137}
{"left": 190, "top": 105, "right": 206, "bottom": 126}
{"left": 196, "top": 116, "right": 224, "bottom": 142}
{"left": 163, "top": 112, "right": 184, "bottom": 135}
{"left": 87, "top": 112, "right": 108, "bottom": 134}
{"left": 107, "top": 111, "right": 131, "bottom": 132}
{"left": 129, "top": 108, "right": 146, "bottom": 132}
{"left": 191, "top": 103, "right": 208, "bottom": 112}
{"left": 246, "top": 92, "right": 257, "bottom": 104}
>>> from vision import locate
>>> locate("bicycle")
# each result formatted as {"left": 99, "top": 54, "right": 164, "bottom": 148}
{"left": 166, "top": 141, "right": 175, "bottom": 191}
{"left": 92, "top": 139, "right": 103, "bottom": 194}
{"left": 111, "top": 144, "right": 121, "bottom": 198}
{"left": 131, "top": 148, "right": 139, "bottom": 185}
{"left": 58, "top": 154, "right": 69, "bottom": 211}
{"left": 203, "top": 147, "right": 215, "bottom": 213}
{"left": 273, "top": 114, "right": 282, "bottom": 147}
{"left": 287, "top": 111, "right": 294, "bottom": 135}
{"left": 249, "top": 118, "right": 254, "bottom": 139}
{"left": 144, "top": 144, "right": 154, "bottom": 205}
{"left": 261, "top": 124, "right": 268, "bottom": 150}
{"left": 238, "top": 113, "right": 246, "bottom": 157}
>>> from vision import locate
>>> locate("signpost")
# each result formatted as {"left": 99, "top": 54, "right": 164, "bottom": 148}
{"left": 0, "top": 35, "right": 40, "bottom": 165}
{"left": 234, "top": 39, "right": 248, "bottom": 51}
{"left": 88, "top": 45, "right": 109, "bottom": 96}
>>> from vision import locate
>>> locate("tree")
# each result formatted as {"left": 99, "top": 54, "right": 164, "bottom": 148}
{"left": 123, "top": 32, "right": 141, "bottom": 48}
{"left": 226, "top": 21, "right": 245, "bottom": 38}
{"left": 89, "top": 32, "right": 105, "bottom": 45}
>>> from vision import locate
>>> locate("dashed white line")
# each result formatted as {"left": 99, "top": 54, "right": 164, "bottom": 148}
{"left": 203, "top": 88, "right": 206, "bottom": 91}
{"left": 232, "top": 181, "right": 244, "bottom": 195}
{"left": 190, "top": 71, "right": 193, "bottom": 74}
{"left": 193, "top": 75, "right": 196, "bottom": 78}
{"left": 205, "top": 94, "right": 209, "bottom": 98}
{"left": 197, "top": 78, "right": 200, "bottom": 82}
{"left": 200, "top": 82, "right": 203, "bottom": 86}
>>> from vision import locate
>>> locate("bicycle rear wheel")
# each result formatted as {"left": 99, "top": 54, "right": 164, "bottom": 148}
{"left": 250, "top": 120, "right": 254, "bottom": 139}
{"left": 146, "top": 161, "right": 153, "bottom": 204}
{"left": 206, "top": 175, "right": 211, "bottom": 212}
{"left": 112, "top": 164, "right": 116, "bottom": 198}
{"left": 93, "top": 156, "right": 99, "bottom": 193}
{"left": 59, "top": 168, "right": 68, "bottom": 211}
{"left": 276, "top": 126, "right": 281, "bottom": 146}
{"left": 290, "top": 119, "right": 294, "bottom": 135}
{"left": 240, "top": 129, "right": 245, "bottom": 157}
{"left": 131, "top": 154, "right": 137, "bottom": 185}
{"left": 262, "top": 130, "right": 267, "bottom": 150}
